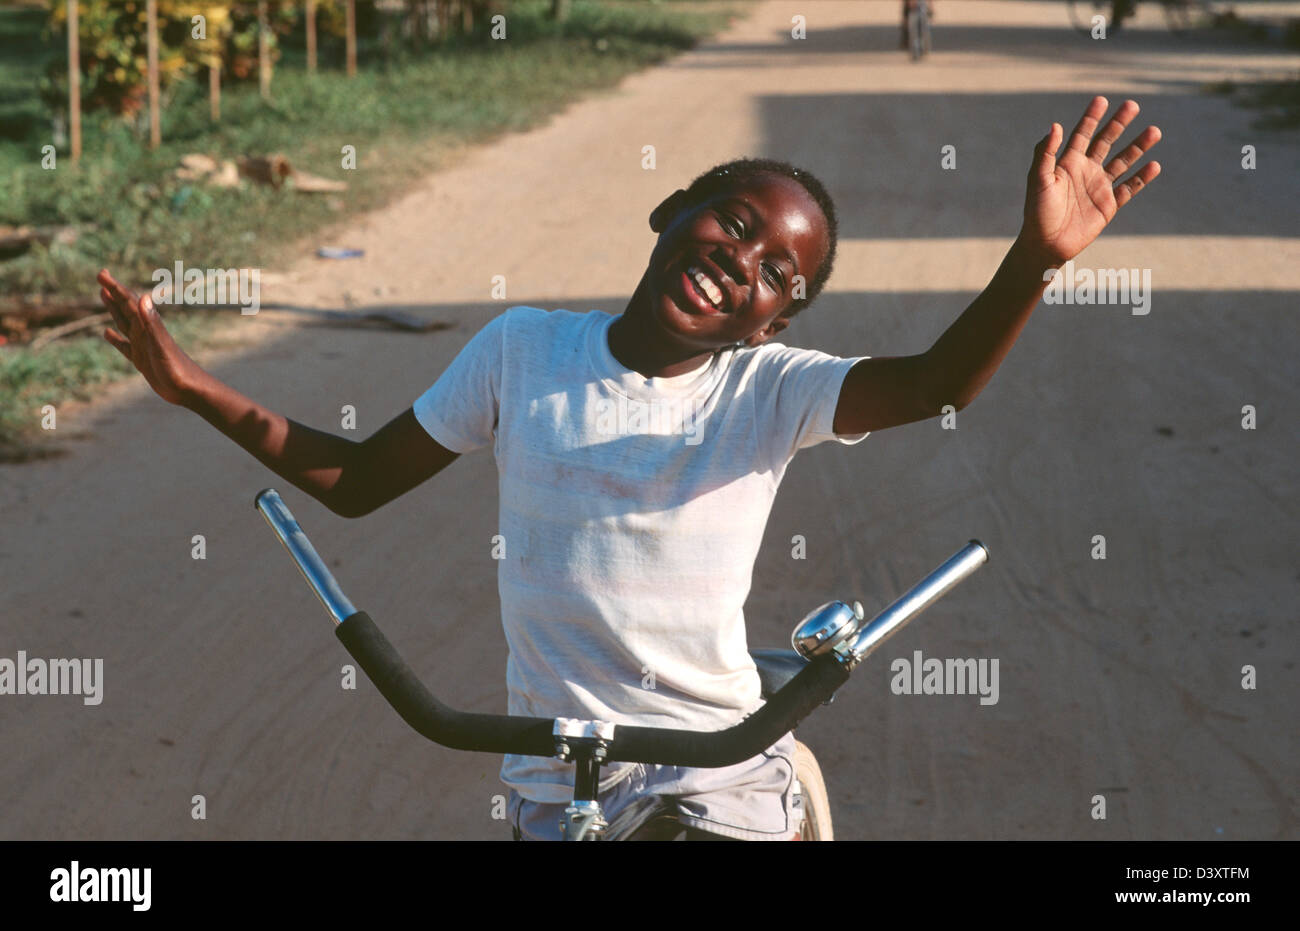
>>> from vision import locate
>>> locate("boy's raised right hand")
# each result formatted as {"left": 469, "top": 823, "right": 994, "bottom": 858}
{"left": 98, "top": 269, "right": 206, "bottom": 407}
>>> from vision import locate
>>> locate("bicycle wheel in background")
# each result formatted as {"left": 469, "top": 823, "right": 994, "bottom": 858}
{"left": 794, "top": 740, "right": 833, "bottom": 840}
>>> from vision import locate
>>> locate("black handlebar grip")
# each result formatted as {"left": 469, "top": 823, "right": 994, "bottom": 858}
{"left": 335, "top": 611, "right": 556, "bottom": 756}
{"left": 604, "top": 654, "right": 850, "bottom": 766}
{"left": 336, "top": 610, "right": 850, "bottom": 768}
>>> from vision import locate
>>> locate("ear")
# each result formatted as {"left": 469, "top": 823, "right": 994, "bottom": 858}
{"left": 650, "top": 189, "right": 689, "bottom": 233}
{"left": 743, "top": 314, "right": 791, "bottom": 348}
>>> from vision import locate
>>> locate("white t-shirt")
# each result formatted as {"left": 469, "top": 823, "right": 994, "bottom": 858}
{"left": 413, "top": 306, "right": 868, "bottom": 802}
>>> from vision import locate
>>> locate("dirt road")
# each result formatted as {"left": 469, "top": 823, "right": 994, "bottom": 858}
{"left": 2, "top": 1, "right": 1296, "bottom": 840}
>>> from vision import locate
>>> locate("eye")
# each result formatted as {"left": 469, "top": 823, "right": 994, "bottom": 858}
{"left": 718, "top": 212, "right": 785, "bottom": 292}
{"left": 762, "top": 263, "right": 784, "bottom": 292}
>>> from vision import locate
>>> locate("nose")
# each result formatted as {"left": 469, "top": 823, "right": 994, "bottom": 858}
{"left": 713, "top": 241, "right": 761, "bottom": 289}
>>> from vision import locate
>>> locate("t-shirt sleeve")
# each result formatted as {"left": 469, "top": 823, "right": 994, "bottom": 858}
{"left": 750, "top": 344, "right": 870, "bottom": 468}
{"left": 411, "top": 311, "right": 507, "bottom": 454}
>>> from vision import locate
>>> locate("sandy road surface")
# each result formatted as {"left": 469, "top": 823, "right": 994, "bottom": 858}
{"left": 2, "top": 1, "right": 1297, "bottom": 840}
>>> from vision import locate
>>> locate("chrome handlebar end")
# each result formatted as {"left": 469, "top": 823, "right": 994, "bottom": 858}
{"left": 792, "top": 541, "right": 989, "bottom": 670}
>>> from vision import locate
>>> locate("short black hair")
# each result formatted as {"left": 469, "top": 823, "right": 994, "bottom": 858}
{"left": 677, "top": 157, "right": 838, "bottom": 318}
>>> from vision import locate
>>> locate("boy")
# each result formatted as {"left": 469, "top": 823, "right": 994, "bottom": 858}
{"left": 96, "top": 96, "right": 1160, "bottom": 840}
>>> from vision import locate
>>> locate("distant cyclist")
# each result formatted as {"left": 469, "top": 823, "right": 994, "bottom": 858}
{"left": 900, "top": 0, "right": 934, "bottom": 57}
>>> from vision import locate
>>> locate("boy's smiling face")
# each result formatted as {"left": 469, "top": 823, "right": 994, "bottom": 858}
{"left": 640, "top": 172, "right": 830, "bottom": 355}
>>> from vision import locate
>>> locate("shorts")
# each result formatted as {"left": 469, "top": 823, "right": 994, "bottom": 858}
{"left": 507, "top": 731, "right": 801, "bottom": 841}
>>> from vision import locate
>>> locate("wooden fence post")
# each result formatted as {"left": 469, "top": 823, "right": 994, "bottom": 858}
{"left": 146, "top": 0, "right": 160, "bottom": 147}
{"left": 346, "top": 0, "right": 357, "bottom": 77}
{"left": 210, "top": 62, "right": 220, "bottom": 121}
{"left": 258, "top": 0, "right": 270, "bottom": 100}
{"left": 306, "top": 0, "right": 317, "bottom": 74}
{"left": 67, "top": 0, "right": 81, "bottom": 163}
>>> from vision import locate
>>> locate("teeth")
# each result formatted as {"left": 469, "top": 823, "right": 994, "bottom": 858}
{"left": 688, "top": 265, "right": 724, "bottom": 309}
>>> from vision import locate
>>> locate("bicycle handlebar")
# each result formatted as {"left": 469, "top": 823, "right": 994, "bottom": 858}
{"left": 255, "top": 488, "right": 984, "bottom": 769}
{"left": 334, "top": 608, "right": 849, "bottom": 766}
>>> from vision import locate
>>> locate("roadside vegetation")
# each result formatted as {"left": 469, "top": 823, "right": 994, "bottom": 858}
{"left": 0, "top": 0, "right": 743, "bottom": 459}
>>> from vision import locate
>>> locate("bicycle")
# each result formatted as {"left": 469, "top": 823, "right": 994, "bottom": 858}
{"left": 253, "top": 488, "right": 989, "bottom": 841}
{"left": 905, "top": 0, "right": 932, "bottom": 61}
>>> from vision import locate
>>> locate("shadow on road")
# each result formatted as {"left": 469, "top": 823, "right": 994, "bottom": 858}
{"left": 751, "top": 89, "right": 1298, "bottom": 239}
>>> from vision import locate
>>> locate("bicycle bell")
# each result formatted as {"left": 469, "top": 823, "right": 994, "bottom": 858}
{"left": 792, "top": 600, "right": 865, "bottom": 660}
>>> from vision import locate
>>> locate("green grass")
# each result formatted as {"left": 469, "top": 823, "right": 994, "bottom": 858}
{"left": 0, "top": 4, "right": 46, "bottom": 157}
{"left": 0, "top": 307, "right": 221, "bottom": 461}
{"left": 1243, "top": 77, "right": 1300, "bottom": 129}
{"left": 1205, "top": 74, "right": 1300, "bottom": 130}
{"left": 1199, "top": 9, "right": 1300, "bottom": 129}
{"left": 0, "top": 0, "right": 744, "bottom": 458}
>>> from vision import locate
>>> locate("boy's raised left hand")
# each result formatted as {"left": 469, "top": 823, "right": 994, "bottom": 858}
{"left": 1020, "top": 96, "right": 1161, "bottom": 267}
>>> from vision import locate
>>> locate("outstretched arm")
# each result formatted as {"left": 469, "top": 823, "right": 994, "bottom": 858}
{"left": 97, "top": 270, "right": 458, "bottom": 517}
{"left": 833, "top": 96, "right": 1161, "bottom": 435}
